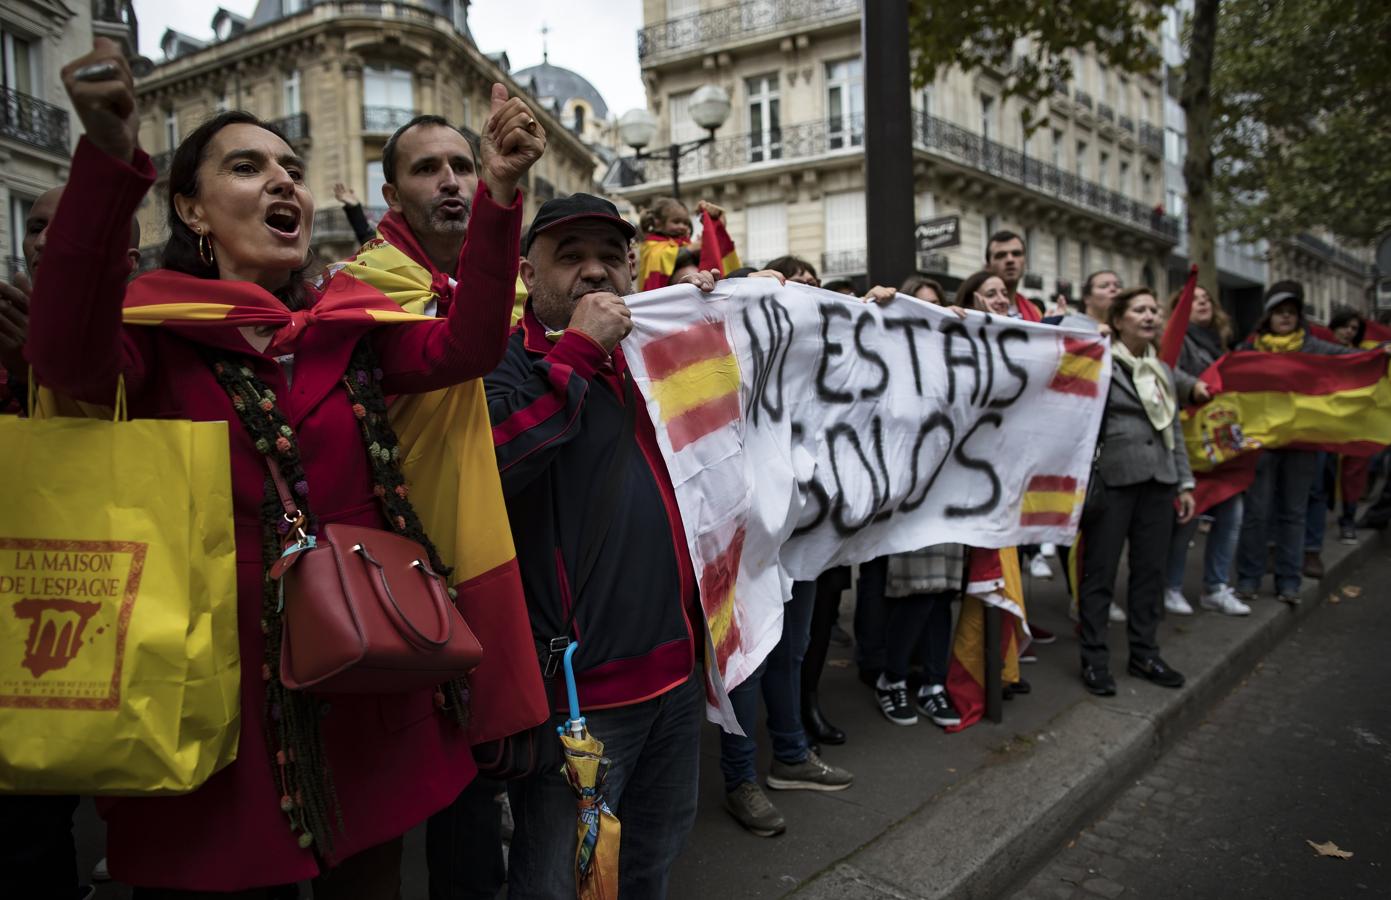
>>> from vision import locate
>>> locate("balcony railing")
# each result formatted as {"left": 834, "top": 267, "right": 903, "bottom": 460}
{"left": 1139, "top": 122, "right": 1163, "bottom": 156}
{"left": 911, "top": 111, "right": 1179, "bottom": 242}
{"left": 0, "top": 86, "right": 71, "bottom": 157}
{"left": 822, "top": 249, "right": 866, "bottom": 276}
{"left": 1074, "top": 90, "right": 1093, "bottom": 110}
{"left": 313, "top": 205, "right": 388, "bottom": 243}
{"left": 363, "top": 105, "right": 416, "bottom": 135}
{"left": 1119, "top": 115, "right": 1136, "bottom": 134}
{"left": 268, "top": 111, "right": 311, "bottom": 144}
{"left": 1296, "top": 233, "right": 1371, "bottom": 275}
{"left": 638, "top": 0, "right": 860, "bottom": 61}
{"left": 1098, "top": 103, "right": 1115, "bottom": 123}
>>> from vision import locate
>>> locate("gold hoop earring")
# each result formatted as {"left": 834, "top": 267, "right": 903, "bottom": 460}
{"left": 198, "top": 231, "right": 214, "bottom": 267}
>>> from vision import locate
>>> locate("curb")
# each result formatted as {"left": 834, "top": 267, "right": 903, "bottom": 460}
{"left": 789, "top": 529, "right": 1388, "bottom": 900}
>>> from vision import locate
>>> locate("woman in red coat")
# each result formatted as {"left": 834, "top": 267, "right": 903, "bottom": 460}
{"left": 26, "top": 40, "right": 545, "bottom": 896}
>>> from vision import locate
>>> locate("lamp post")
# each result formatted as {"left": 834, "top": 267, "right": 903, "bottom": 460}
{"left": 619, "top": 84, "right": 731, "bottom": 202}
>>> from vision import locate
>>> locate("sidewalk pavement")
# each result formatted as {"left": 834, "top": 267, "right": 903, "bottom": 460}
{"left": 668, "top": 519, "right": 1388, "bottom": 900}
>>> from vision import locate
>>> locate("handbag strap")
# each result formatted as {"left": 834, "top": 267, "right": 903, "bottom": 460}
{"left": 540, "top": 369, "right": 637, "bottom": 677}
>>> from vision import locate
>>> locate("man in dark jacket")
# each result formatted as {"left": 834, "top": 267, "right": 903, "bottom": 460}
{"left": 486, "top": 194, "right": 705, "bottom": 898}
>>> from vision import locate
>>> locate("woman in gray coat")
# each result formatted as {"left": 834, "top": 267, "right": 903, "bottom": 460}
{"left": 1079, "top": 287, "right": 1196, "bottom": 696}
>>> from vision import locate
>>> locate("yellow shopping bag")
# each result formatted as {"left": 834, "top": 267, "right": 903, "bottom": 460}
{"left": 0, "top": 386, "right": 239, "bottom": 794}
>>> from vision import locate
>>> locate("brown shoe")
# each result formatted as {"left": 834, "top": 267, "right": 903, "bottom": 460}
{"left": 1302, "top": 550, "right": 1324, "bottom": 579}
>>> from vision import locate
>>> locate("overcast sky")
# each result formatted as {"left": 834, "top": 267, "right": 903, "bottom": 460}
{"left": 133, "top": 0, "right": 649, "bottom": 115}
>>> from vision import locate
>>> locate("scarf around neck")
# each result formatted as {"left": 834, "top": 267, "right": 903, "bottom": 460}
{"left": 1254, "top": 328, "right": 1306, "bottom": 353}
{"left": 1185, "top": 321, "right": 1225, "bottom": 367}
{"left": 1112, "top": 339, "right": 1176, "bottom": 450}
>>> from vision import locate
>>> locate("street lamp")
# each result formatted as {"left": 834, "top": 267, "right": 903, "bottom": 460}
{"left": 619, "top": 84, "right": 731, "bottom": 202}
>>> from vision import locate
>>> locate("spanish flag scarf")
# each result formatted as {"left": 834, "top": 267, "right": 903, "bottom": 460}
{"left": 637, "top": 209, "right": 741, "bottom": 291}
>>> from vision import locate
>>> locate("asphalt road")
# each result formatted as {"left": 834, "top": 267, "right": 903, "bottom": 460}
{"left": 1010, "top": 550, "right": 1391, "bottom": 900}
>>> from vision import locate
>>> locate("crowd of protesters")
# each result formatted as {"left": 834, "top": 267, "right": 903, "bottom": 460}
{"left": 3, "top": 36, "right": 1389, "bottom": 900}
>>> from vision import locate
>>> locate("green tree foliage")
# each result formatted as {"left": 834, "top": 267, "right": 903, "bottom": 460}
{"left": 906, "top": 0, "right": 1167, "bottom": 132}
{"left": 1212, "top": 0, "right": 1391, "bottom": 243}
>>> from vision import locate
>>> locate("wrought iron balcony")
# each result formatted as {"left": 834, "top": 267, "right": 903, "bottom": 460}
{"left": 1074, "top": 90, "right": 1094, "bottom": 110}
{"left": 638, "top": 0, "right": 860, "bottom": 61}
{"left": 1139, "top": 122, "right": 1163, "bottom": 156}
{"left": 0, "top": 86, "right": 71, "bottom": 157}
{"left": 268, "top": 111, "right": 310, "bottom": 145}
{"left": 911, "top": 111, "right": 1179, "bottom": 243}
{"left": 1098, "top": 103, "right": 1115, "bottom": 123}
{"left": 822, "top": 249, "right": 866, "bottom": 276}
{"left": 1295, "top": 233, "right": 1371, "bottom": 275}
{"left": 313, "top": 205, "right": 388, "bottom": 243}
{"left": 363, "top": 105, "right": 416, "bottom": 135}
{"left": 1119, "top": 115, "right": 1136, "bottom": 134}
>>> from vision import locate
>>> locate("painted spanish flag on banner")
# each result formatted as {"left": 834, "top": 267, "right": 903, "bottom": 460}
{"left": 1049, "top": 336, "right": 1106, "bottom": 397}
{"left": 1185, "top": 349, "right": 1391, "bottom": 513}
{"left": 1019, "top": 475, "right": 1086, "bottom": 527}
{"left": 640, "top": 319, "right": 741, "bottom": 452}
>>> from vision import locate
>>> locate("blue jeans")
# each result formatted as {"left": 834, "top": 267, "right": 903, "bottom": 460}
{"left": 427, "top": 776, "right": 505, "bottom": 900}
{"left": 1236, "top": 449, "right": 1320, "bottom": 595}
{"left": 1304, "top": 451, "right": 1330, "bottom": 550}
{"left": 1166, "top": 494, "right": 1243, "bottom": 593}
{"left": 720, "top": 579, "right": 815, "bottom": 791}
{"left": 507, "top": 672, "right": 703, "bottom": 899}
{"left": 853, "top": 556, "right": 888, "bottom": 672}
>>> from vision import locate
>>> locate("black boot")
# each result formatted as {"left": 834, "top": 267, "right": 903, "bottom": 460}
{"left": 801, "top": 692, "right": 846, "bottom": 745}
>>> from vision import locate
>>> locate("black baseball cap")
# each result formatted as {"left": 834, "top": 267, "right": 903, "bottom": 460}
{"left": 521, "top": 193, "right": 637, "bottom": 255}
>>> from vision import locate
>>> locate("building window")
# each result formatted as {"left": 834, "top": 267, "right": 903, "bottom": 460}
{"left": 366, "top": 159, "right": 387, "bottom": 208}
{"left": 572, "top": 103, "right": 586, "bottom": 133}
{"left": 823, "top": 190, "right": 866, "bottom": 269}
{"left": 1119, "top": 159, "right": 1130, "bottom": 197}
{"left": 1024, "top": 227, "right": 1035, "bottom": 270}
{"left": 916, "top": 191, "right": 935, "bottom": 220}
{"left": 669, "top": 90, "right": 702, "bottom": 145}
{"left": 980, "top": 94, "right": 996, "bottom": 142}
{"left": 1055, "top": 235, "right": 1067, "bottom": 283}
{"left": 283, "top": 70, "right": 301, "bottom": 116}
{"left": 1140, "top": 89, "right": 1152, "bottom": 122}
{"left": 1164, "top": 127, "right": 1183, "bottom": 165}
{"left": 1098, "top": 150, "right": 1109, "bottom": 189}
{"left": 215, "top": 89, "right": 230, "bottom": 113}
{"left": 9, "top": 195, "right": 33, "bottom": 263}
{"left": 1051, "top": 128, "right": 1063, "bottom": 168}
{"left": 1080, "top": 240, "right": 1090, "bottom": 278}
{"left": 825, "top": 57, "right": 863, "bottom": 149}
{"left": 1, "top": 28, "right": 39, "bottom": 96}
{"left": 364, "top": 64, "right": 414, "bottom": 131}
{"left": 450, "top": 0, "right": 468, "bottom": 33}
{"left": 1141, "top": 170, "right": 1153, "bottom": 200}
{"left": 1075, "top": 140, "right": 1088, "bottom": 179}
{"left": 744, "top": 202, "right": 788, "bottom": 267}
{"left": 164, "top": 109, "right": 178, "bottom": 151}
{"left": 985, "top": 215, "right": 998, "bottom": 245}
{"left": 918, "top": 86, "right": 934, "bottom": 117}
{"left": 1166, "top": 188, "right": 1185, "bottom": 220}
{"left": 746, "top": 73, "right": 780, "bottom": 163}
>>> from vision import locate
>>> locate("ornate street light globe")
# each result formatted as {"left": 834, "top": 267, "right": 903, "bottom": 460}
{"left": 619, "top": 108, "right": 659, "bottom": 151}
{"left": 689, "top": 84, "right": 731, "bottom": 132}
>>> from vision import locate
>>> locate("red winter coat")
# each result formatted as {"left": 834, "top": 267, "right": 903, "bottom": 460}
{"left": 26, "top": 138, "right": 521, "bottom": 889}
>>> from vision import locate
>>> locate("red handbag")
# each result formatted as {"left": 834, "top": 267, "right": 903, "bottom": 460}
{"left": 265, "top": 458, "right": 483, "bottom": 694}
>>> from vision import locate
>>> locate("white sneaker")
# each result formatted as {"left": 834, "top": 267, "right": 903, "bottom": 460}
{"left": 1029, "top": 554, "right": 1054, "bottom": 579}
{"left": 1201, "top": 585, "right": 1251, "bottom": 616}
{"left": 1108, "top": 602, "right": 1126, "bottom": 623}
{"left": 1164, "top": 588, "right": 1194, "bottom": 616}
{"left": 1040, "top": 542, "right": 1059, "bottom": 558}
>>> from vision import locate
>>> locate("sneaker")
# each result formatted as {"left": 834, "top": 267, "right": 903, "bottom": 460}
{"left": 1108, "top": 602, "right": 1127, "bottom": 623}
{"left": 1339, "top": 525, "right": 1358, "bottom": 545}
{"left": 1278, "top": 592, "right": 1302, "bottom": 606}
{"left": 1164, "top": 588, "right": 1194, "bottom": 616}
{"left": 1029, "top": 623, "right": 1057, "bottom": 644}
{"left": 1003, "top": 678, "right": 1031, "bottom": 697}
{"left": 1019, "top": 648, "right": 1038, "bottom": 663}
{"left": 725, "top": 781, "right": 786, "bottom": 836}
{"left": 1128, "top": 655, "right": 1185, "bottom": 688}
{"left": 1302, "top": 550, "right": 1324, "bottom": 579}
{"left": 1200, "top": 585, "right": 1250, "bottom": 616}
{"left": 915, "top": 684, "right": 962, "bottom": 727}
{"left": 1081, "top": 664, "right": 1116, "bottom": 696}
{"left": 875, "top": 676, "right": 917, "bottom": 726}
{"left": 767, "top": 750, "right": 854, "bottom": 792}
{"left": 1040, "top": 542, "right": 1059, "bottom": 558}
{"left": 92, "top": 858, "right": 110, "bottom": 882}
{"left": 1028, "top": 554, "right": 1054, "bottom": 579}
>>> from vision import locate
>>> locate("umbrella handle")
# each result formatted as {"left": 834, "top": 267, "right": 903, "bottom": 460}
{"left": 562, "top": 641, "right": 583, "bottom": 726}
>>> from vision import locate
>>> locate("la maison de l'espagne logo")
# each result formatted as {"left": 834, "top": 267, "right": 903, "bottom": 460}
{"left": 1, "top": 539, "right": 147, "bottom": 710}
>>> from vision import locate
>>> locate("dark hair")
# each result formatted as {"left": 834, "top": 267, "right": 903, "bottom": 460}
{"left": 985, "top": 229, "right": 1024, "bottom": 260}
{"left": 953, "top": 269, "right": 1001, "bottom": 309}
{"left": 1329, "top": 306, "right": 1366, "bottom": 345}
{"left": 638, "top": 197, "right": 689, "bottom": 237}
{"left": 162, "top": 110, "right": 313, "bottom": 310}
{"left": 1106, "top": 285, "right": 1159, "bottom": 332}
{"left": 672, "top": 247, "right": 699, "bottom": 272}
{"left": 900, "top": 274, "right": 945, "bottom": 303}
{"left": 766, "top": 255, "right": 818, "bottom": 282}
{"left": 1081, "top": 269, "right": 1119, "bottom": 298}
{"left": 726, "top": 266, "right": 757, "bottom": 278}
{"left": 380, "top": 114, "right": 477, "bottom": 185}
{"left": 1257, "top": 279, "right": 1306, "bottom": 334}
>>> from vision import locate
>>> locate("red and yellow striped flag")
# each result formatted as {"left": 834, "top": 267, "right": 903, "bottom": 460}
{"left": 640, "top": 319, "right": 741, "bottom": 451}
{"left": 696, "top": 526, "right": 746, "bottom": 670}
{"left": 1049, "top": 336, "right": 1106, "bottom": 397}
{"left": 1019, "top": 475, "right": 1086, "bottom": 527}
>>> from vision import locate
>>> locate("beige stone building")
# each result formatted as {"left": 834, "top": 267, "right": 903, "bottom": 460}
{"left": 606, "top": 0, "right": 1180, "bottom": 301}
{"left": 133, "top": 0, "right": 599, "bottom": 264}
{"left": 3, "top": 0, "right": 139, "bottom": 277}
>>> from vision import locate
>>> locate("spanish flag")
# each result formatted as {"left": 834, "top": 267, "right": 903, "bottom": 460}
{"left": 636, "top": 210, "right": 740, "bottom": 292}
{"left": 1019, "top": 475, "right": 1086, "bottom": 527}
{"left": 944, "top": 546, "right": 1027, "bottom": 733}
{"left": 694, "top": 525, "right": 745, "bottom": 670}
{"left": 1049, "top": 336, "right": 1106, "bottom": 398}
{"left": 640, "top": 319, "right": 741, "bottom": 452}
{"left": 1185, "top": 349, "right": 1391, "bottom": 513}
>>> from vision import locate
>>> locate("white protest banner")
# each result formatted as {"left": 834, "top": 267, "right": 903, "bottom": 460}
{"left": 621, "top": 279, "right": 1110, "bottom": 720}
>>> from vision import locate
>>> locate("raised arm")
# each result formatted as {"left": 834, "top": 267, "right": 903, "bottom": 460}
{"left": 27, "top": 41, "right": 153, "bottom": 404}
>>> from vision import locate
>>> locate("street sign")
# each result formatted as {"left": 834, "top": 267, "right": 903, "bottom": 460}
{"left": 915, "top": 216, "right": 960, "bottom": 253}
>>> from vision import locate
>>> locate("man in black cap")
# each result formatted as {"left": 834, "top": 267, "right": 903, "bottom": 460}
{"left": 485, "top": 193, "right": 709, "bottom": 896}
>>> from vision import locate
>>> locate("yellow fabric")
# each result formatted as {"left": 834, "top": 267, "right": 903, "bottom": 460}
{"left": 0, "top": 411, "right": 239, "bottom": 794}
{"left": 951, "top": 547, "right": 1025, "bottom": 687}
{"left": 560, "top": 729, "right": 621, "bottom": 900}
{"left": 340, "top": 239, "right": 519, "bottom": 580}
{"left": 1253, "top": 329, "right": 1306, "bottom": 353}
{"left": 638, "top": 239, "right": 683, "bottom": 290}
{"left": 648, "top": 355, "right": 740, "bottom": 421}
{"left": 1182, "top": 375, "right": 1391, "bottom": 471}
{"left": 513, "top": 274, "right": 528, "bottom": 326}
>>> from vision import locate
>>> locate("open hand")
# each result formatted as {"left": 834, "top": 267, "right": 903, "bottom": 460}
{"left": 1191, "top": 380, "right": 1213, "bottom": 404}
{"left": 696, "top": 200, "right": 725, "bottom": 221}
{"left": 333, "top": 182, "right": 360, "bottom": 206}
{"left": 480, "top": 83, "right": 546, "bottom": 202}
{"left": 1176, "top": 490, "right": 1196, "bottom": 524}
{"left": 676, "top": 268, "right": 721, "bottom": 293}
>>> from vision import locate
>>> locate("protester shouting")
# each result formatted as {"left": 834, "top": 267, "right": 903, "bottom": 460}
{"left": 26, "top": 39, "right": 540, "bottom": 895}
{"left": 1234, "top": 282, "right": 1358, "bottom": 603}
{"left": 1078, "top": 287, "right": 1196, "bottom": 696}
{"left": 1163, "top": 285, "right": 1248, "bottom": 617}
